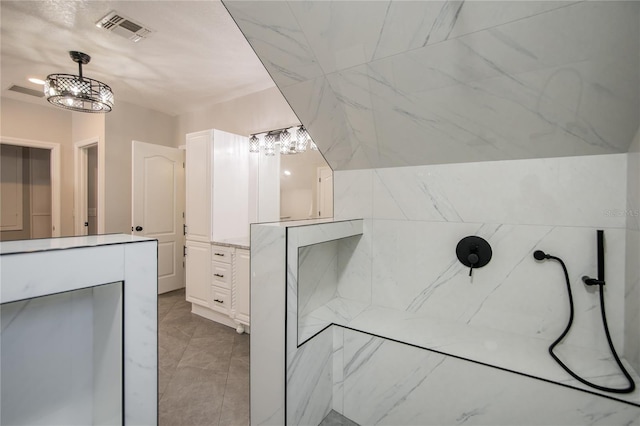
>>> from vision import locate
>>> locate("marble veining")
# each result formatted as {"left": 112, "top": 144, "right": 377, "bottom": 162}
{"left": 0, "top": 235, "right": 157, "bottom": 425}
{"left": 339, "top": 328, "right": 640, "bottom": 425}
{"left": 225, "top": 1, "right": 639, "bottom": 170}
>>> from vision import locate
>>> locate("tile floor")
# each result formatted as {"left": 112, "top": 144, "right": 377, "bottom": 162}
{"left": 158, "top": 289, "right": 249, "bottom": 426}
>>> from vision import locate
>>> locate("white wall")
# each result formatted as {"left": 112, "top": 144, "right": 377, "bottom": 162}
{"left": 177, "top": 86, "right": 297, "bottom": 137}
{"left": 104, "top": 100, "right": 178, "bottom": 234}
{"left": 280, "top": 149, "right": 328, "bottom": 220}
{"left": 0, "top": 97, "right": 73, "bottom": 235}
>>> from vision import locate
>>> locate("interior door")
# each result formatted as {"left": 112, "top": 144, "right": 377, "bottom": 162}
{"left": 132, "top": 141, "right": 185, "bottom": 294}
{"left": 317, "top": 166, "right": 333, "bottom": 218}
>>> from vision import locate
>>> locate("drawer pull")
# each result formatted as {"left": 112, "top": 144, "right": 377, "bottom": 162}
{"left": 214, "top": 273, "right": 224, "bottom": 278}
{"left": 214, "top": 299, "right": 224, "bottom": 304}
{"left": 214, "top": 253, "right": 225, "bottom": 257}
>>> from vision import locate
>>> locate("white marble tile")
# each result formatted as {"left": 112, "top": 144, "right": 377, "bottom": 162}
{"left": 626, "top": 228, "right": 640, "bottom": 373}
{"left": 332, "top": 327, "right": 344, "bottom": 415}
{"left": 289, "top": 219, "right": 364, "bottom": 249}
{"left": 372, "top": 154, "right": 627, "bottom": 228}
{"left": 370, "top": 221, "right": 628, "bottom": 350}
{"left": 250, "top": 224, "right": 286, "bottom": 426}
{"left": 333, "top": 170, "right": 373, "bottom": 221}
{"left": 122, "top": 241, "right": 158, "bottom": 426}
{"left": 298, "top": 241, "right": 338, "bottom": 319}
{"left": 286, "top": 326, "right": 333, "bottom": 426}
{"left": 223, "top": 1, "right": 323, "bottom": 88}
{"left": 0, "top": 236, "right": 157, "bottom": 425}
{"left": 231, "top": 0, "right": 639, "bottom": 171}
{"left": 340, "top": 328, "right": 640, "bottom": 426}
{"left": 287, "top": 1, "right": 391, "bottom": 74}
{"left": 1, "top": 289, "right": 95, "bottom": 426}
{"left": 281, "top": 76, "right": 374, "bottom": 170}
{"left": 0, "top": 245, "right": 125, "bottom": 303}
{"left": 337, "top": 231, "right": 371, "bottom": 305}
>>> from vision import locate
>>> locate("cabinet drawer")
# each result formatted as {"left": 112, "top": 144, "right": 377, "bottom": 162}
{"left": 211, "top": 245, "right": 232, "bottom": 263}
{"left": 211, "top": 261, "right": 231, "bottom": 289}
{"left": 211, "top": 286, "right": 230, "bottom": 314}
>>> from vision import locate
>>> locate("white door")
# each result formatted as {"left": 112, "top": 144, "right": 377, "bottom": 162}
{"left": 132, "top": 141, "right": 185, "bottom": 294}
{"left": 317, "top": 166, "right": 333, "bottom": 218}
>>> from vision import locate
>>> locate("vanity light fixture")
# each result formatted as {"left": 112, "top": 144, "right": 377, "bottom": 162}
{"left": 44, "top": 51, "right": 114, "bottom": 113}
{"left": 249, "top": 125, "right": 316, "bottom": 156}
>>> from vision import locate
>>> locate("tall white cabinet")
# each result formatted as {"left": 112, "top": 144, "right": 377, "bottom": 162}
{"left": 185, "top": 129, "right": 251, "bottom": 333}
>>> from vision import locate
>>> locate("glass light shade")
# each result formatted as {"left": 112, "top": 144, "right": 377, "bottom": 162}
{"left": 264, "top": 133, "right": 276, "bottom": 156}
{"left": 280, "top": 129, "right": 295, "bottom": 155}
{"left": 44, "top": 74, "right": 113, "bottom": 113}
{"left": 249, "top": 135, "right": 260, "bottom": 153}
{"left": 296, "top": 126, "right": 309, "bottom": 152}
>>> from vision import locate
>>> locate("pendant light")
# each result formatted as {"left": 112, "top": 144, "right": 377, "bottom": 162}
{"left": 44, "top": 51, "right": 114, "bottom": 113}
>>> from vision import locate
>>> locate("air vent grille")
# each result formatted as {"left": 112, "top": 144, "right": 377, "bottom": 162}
{"left": 8, "top": 85, "right": 44, "bottom": 98}
{"left": 96, "top": 11, "right": 153, "bottom": 43}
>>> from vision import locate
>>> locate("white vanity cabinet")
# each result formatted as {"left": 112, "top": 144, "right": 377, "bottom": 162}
{"left": 233, "top": 248, "right": 251, "bottom": 332}
{"left": 185, "top": 129, "right": 251, "bottom": 332}
{"left": 185, "top": 129, "right": 249, "bottom": 242}
{"left": 185, "top": 240, "right": 211, "bottom": 308}
{"left": 186, "top": 242, "right": 250, "bottom": 332}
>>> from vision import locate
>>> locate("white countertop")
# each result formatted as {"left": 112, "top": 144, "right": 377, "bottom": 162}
{"left": 0, "top": 234, "right": 154, "bottom": 255}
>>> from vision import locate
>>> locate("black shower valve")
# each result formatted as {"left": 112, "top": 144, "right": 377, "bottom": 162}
{"left": 456, "top": 236, "right": 492, "bottom": 277}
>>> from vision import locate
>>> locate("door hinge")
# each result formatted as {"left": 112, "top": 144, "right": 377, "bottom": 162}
{"left": 183, "top": 245, "right": 187, "bottom": 257}
{"left": 183, "top": 224, "right": 188, "bottom": 235}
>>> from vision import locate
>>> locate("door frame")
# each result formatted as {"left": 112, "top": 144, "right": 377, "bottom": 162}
{"left": 0, "top": 136, "right": 61, "bottom": 237}
{"left": 316, "top": 166, "right": 333, "bottom": 218}
{"left": 74, "top": 137, "right": 105, "bottom": 235}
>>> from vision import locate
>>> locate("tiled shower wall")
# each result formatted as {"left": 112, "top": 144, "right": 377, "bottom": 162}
{"left": 626, "top": 130, "right": 640, "bottom": 373}
{"left": 334, "top": 153, "right": 634, "bottom": 382}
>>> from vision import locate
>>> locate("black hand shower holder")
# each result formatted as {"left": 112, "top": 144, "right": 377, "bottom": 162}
{"left": 534, "top": 230, "right": 635, "bottom": 394}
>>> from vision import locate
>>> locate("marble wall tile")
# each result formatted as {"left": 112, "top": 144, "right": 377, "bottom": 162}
{"left": 332, "top": 327, "right": 344, "bottom": 414}
{"left": 287, "top": 1, "right": 391, "bottom": 74}
{"left": 372, "top": 154, "right": 627, "bottom": 228}
{"left": 339, "top": 328, "right": 640, "bottom": 426}
{"left": 337, "top": 232, "right": 371, "bottom": 305}
{"left": 281, "top": 76, "right": 373, "bottom": 170}
{"left": 333, "top": 170, "right": 373, "bottom": 221}
{"left": 371, "top": 220, "right": 627, "bottom": 352}
{"left": 250, "top": 224, "right": 286, "bottom": 425}
{"left": 223, "top": 1, "right": 323, "bottom": 88}
{"left": 1, "top": 289, "right": 95, "bottom": 425}
{"left": 226, "top": 1, "right": 639, "bottom": 171}
{"left": 298, "top": 241, "right": 339, "bottom": 318}
{"left": 626, "top": 131, "right": 640, "bottom": 373}
{"left": 286, "top": 325, "right": 333, "bottom": 426}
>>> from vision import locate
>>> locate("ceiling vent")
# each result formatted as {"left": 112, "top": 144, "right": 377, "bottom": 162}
{"left": 8, "top": 85, "right": 44, "bottom": 98}
{"left": 96, "top": 11, "right": 153, "bottom": 43}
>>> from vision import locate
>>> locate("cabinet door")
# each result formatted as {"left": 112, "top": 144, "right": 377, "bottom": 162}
{"left": 211, "top": 130, "right": 249, "bottom": 242}
{"left": 185, "top": 131, "right": 211, "bottom": 242}
{"left": 234, "top": 249, "right": 250, "bottom": 325}
{"left": 185, "top": 240, "right": 211, "bottom": 307}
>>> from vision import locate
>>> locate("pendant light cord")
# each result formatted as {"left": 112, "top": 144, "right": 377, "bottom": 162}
{"left": 547, "top": 255, "right": 635, "bottom": 394}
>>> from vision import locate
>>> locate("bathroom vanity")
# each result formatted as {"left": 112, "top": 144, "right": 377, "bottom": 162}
{"left": 0, "top": 234, "right": 157, "bottom": 425}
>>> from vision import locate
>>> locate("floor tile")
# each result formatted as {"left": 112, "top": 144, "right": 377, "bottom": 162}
{"left": 158, "top": 289, "right": 251, "bottom": 426}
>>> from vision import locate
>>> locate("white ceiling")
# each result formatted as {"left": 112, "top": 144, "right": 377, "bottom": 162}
{"left": 0, "top": 0, "right": 275, "bottom": 117}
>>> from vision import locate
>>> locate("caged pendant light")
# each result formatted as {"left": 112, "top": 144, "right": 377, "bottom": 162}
{"left": 44, "top": 51, "right": 114, "bottom": 113}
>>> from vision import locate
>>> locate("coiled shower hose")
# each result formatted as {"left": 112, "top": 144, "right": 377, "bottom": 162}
{"left": 546, "top": 254, "right": 635, "bottom": 394}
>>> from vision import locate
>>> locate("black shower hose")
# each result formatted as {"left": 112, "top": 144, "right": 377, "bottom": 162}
{"left": 547, "top": 254, "right": 635, "bottom": 394}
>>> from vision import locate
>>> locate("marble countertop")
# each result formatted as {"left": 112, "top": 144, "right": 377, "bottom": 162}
{"left": 0, "top": 234, "right": 154, "bottom": 255}
{"left": 211, "top": 237, "right": 250, "bottom": 250}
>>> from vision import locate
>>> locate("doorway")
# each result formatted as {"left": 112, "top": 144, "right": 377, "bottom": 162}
{"left": 0, "top": 139, "right": 60, "bottom": 240}
{"left": 74, "top": 137, "right": 103, "bottom": 236}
